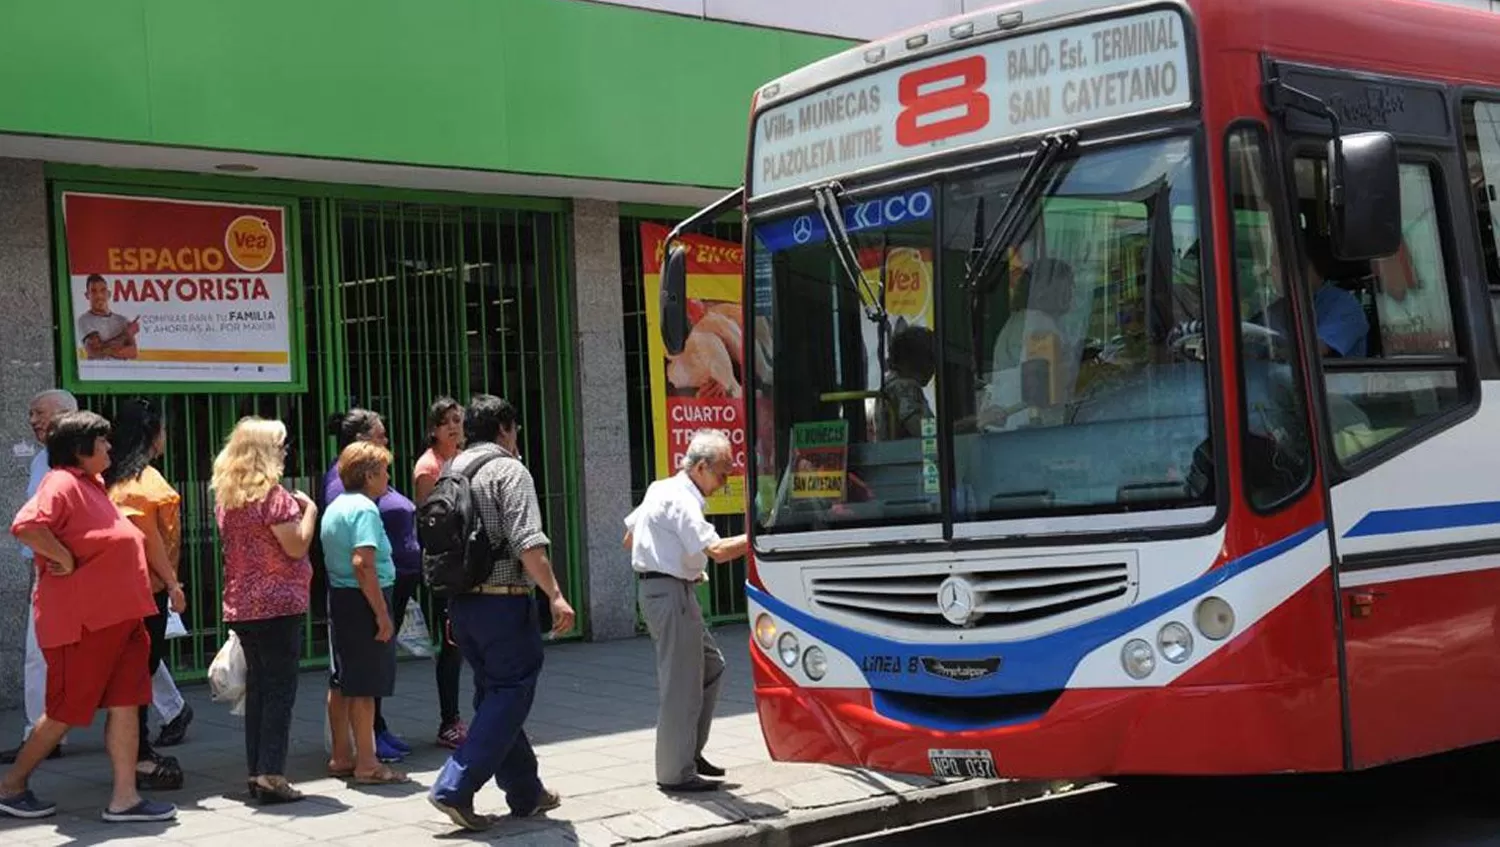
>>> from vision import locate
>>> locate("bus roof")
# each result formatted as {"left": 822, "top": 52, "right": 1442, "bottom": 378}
{"left": 752, "top": 0, "right": 1500, "bottom": 116}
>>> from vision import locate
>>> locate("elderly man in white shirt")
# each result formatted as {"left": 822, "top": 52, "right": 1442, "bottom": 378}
{"left": 624, "top": 429, "right": 748, "bottom": 793}
{"left": 2, "top": 390, "right": 78, "bottom": 764}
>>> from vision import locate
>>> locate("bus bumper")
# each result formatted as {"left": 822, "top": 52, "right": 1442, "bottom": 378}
{"left": 749, "top": 643, "right": 1342, "bottom": 778}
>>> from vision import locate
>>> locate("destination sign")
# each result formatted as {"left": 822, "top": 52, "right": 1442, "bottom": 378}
{"left": 750, "top": 9, "right": 1192, "bottom": 198}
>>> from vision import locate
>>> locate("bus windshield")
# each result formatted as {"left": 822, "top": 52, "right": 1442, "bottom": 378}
{"left": 751, "top": 134, "right": 1213, "bottom": 536}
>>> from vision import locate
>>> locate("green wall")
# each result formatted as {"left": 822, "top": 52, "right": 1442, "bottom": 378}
{"left": 0, "top": 0, "right": 854, "bottom": 189}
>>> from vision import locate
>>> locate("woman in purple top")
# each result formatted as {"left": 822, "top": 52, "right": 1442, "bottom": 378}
{"left": 323, "top": 409, "right": 420, "bottom": 763}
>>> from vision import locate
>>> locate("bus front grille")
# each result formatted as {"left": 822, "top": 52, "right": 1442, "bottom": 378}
{"left": 805, "top": 553, "right": 1138, "bottom": 637}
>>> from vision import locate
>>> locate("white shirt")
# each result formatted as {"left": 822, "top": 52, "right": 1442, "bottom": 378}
{"left": 980, "top": 308, "right": 1080, "bottom": 429}
{"left": 19, "top": 447, "right": 48, "bottom": 560}
{"left": 624, "top": 472, "right": 721, "bottom": 582}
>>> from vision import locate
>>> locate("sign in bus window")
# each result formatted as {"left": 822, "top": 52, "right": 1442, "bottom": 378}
{"left": 1371, "top": 167, "right": 1457, "bottom": 356}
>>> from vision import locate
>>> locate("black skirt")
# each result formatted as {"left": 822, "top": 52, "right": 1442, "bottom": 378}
{"left": 328, "top": 586, "right": 396, "bottom": 698}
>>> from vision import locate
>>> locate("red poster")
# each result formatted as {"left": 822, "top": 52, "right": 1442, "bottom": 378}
{"left": 60, "top": 192, "right": 297, "bottom": 388}
{"left": 641, "top": 223, "right": 746, "bottom": 515}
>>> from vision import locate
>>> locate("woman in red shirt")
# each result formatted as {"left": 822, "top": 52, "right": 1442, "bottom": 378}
{"left": 212, "top": 417, "right": 318, "bottom": 805}
{"left": 3, "top": 411, "right": 177, "bottom": 824}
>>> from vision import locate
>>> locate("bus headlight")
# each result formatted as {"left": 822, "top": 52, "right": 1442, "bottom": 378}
{"left": 777, "top": 632, "right": 800, "bottom": 668}
{"left": 1194, "top": 596, "right": 1235, "bottom": 641}
{"left": 1157, "top": 622, "right": 1194, "bottom": 664}
{"left": 754, "top": 614, "right": 777, "bottom": 649}
{"left": 802, "top": 646, "right": 828, "bottom": 681}
{"left": 1121, "top": 638, "right": 1156, "bottom": 679}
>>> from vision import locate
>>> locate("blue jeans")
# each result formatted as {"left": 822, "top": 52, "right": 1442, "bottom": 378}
{"left": 430, "top": 594, "right": 543, "bottom": 813}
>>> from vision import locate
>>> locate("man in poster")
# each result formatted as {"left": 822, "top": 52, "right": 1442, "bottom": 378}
{"left": 77, "top": 274, "right": 139, "bottom": 360}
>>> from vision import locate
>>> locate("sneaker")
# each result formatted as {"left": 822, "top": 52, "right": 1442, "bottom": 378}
{"left": 375, "top": 735, "right": 406, "bottom": 764}
{"left": 516, "top": 788, "right": 561, "bottom": 818}
{"left": 0, "top": 790, "right": 57, "bottom": 819}
{"left": 102, "top": 799, "right": 177, "bottom": 823}
{"left": 377, "top": 729, "right": 412, "bottom": 755}
{"left": 436, "top": 720, "right": 468, "bottom": 750}
{"left": 154, "top": 703, "right": 194, "bottom": 747}
{"left": 429, "top": 794, "right": 496, "bottom": 832}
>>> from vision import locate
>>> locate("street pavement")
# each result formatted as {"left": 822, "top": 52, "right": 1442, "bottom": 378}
{"left": 843, "top": 742, "right": 1500, "bottom": 846}
{"left": 0, "top": 623, "right": 1028, "bottom": 846}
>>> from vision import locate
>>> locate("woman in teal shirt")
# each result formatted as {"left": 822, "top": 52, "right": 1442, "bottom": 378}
{"left": 320, "top": 441, "right": 406, "bottom": 785}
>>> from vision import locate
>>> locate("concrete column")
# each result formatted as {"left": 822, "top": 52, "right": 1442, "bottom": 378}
{"left": 0, "top": 159, "right": 53, "bottom": 709}
{"left": 570, "top": 199, "right": 637, "bottom": 641}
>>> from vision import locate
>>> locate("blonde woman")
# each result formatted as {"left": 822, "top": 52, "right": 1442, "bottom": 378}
{"left": 212, "top": 417, "right": 317, "bottom": 805}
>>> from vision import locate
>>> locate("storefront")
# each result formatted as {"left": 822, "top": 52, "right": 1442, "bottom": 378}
{"left": 0, "top": 0, "right": 853, "bottom": 689}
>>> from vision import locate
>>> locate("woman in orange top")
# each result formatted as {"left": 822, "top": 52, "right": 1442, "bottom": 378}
{"left": 104, "top": 399, "right": 186, "bottom": 792}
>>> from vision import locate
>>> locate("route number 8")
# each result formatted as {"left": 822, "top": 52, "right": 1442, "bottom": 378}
{"left": 896, "top": 55, "right": 991, "bottom": 147}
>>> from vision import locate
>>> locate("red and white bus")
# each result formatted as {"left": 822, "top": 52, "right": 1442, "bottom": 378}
{"left": 660, "top": 0, "right": 1500, "bottom": 778}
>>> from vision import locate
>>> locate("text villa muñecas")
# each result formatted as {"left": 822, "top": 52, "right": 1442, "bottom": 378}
{"left": 759, "top": 85, "right": 884, "bottom": 185}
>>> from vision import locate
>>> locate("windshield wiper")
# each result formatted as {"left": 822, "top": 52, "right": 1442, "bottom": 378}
{"left": 963, "top": 130, "right": 1079, "bottom": 294}
{"left": 813, "top": 181, "right": 889, "bottom": 328}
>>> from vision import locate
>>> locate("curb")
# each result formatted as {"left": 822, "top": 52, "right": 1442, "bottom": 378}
{"left": 650, "top": 778, "right": 1095, "bottom": 847}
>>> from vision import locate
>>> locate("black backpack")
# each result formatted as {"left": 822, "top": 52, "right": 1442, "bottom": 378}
{"left": 418, "top": 451, "right": 504, "bottom": 597}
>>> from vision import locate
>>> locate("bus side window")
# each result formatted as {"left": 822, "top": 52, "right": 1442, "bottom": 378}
{"left": 1227, "top": 127, "right": 1314, "bottom": 510}
{"left": 1461, "top": 99, "right": 1500, "bottom": 338}
{"left": 1293, "top": 155, "right": 1471, "bottom": 465}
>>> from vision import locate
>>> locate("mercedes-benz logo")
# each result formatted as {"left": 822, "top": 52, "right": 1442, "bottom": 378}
{"left": 792, "top": 215, "right": 814, "bottom": 244}
{"left": 937, "top": 576, "right": 979, "bottom": 627}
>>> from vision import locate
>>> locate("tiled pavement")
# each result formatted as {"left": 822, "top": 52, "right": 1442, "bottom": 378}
{"left": 0, "top": 624, "right": 1031, "bottom": 846}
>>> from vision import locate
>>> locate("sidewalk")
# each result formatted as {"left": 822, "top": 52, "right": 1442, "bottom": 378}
{"left": 0, "top": 624, "right": 1056, "bottom": 846}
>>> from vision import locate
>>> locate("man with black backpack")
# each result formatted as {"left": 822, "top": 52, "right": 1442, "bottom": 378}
{"left": 421, "top": 394, "right": 574, "bottom": 832}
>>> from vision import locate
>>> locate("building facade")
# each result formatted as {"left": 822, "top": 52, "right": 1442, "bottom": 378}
{"left": 0, "top": 0, "right": 873, "bottom": 704}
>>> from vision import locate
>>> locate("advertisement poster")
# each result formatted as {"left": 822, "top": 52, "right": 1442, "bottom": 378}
{"left": 59, "top": 191, "right": 301, "bottom": 392}
{"left": 857, "top": 245, "right": 933, "bottom": 324}
{"left": 641, "top": 223, "right": 746, "bottom": 515}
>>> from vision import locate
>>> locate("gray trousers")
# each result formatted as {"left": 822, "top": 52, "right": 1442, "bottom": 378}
{"left": 639, "top": 576, "right": 725, "bottom": 785}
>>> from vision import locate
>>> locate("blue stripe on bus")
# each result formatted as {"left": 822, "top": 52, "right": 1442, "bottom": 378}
{"left": 1344, "top": 501, "right": 1500, "bottom": 538}
{"left": 747, "top": 523, "right": 1325, "bottom": 712}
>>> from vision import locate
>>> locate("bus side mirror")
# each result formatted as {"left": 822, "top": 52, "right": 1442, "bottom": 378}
{"left": 1328, "top": 131, "right": 1401, "bottom": 262}
{"left": 660, "top": 243, "right": 689, "bottom": 356}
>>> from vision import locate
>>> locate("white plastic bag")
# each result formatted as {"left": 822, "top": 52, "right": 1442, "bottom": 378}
{"left": 164, "top": 610, "right": 188, "bottom": 640}
{"left": 208, "top": 630, "right": 247, "bottom": 716}
{"left": 397, "top": 604, "right": 435, "bottom": 658}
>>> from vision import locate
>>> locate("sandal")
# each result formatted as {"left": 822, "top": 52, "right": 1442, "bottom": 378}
{"left": 249, "top": 778, "right": 304, "bottom": 805}
{"left": 327, "top": 765, "right": 356, "bottom": 779}
{"left": 135, "top": 754, "right": 184, "bottom": 791}
{"left": 352, "top": 765, "right": 409, "bottom": 785}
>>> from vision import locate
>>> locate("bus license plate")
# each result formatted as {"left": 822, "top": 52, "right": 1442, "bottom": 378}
{"left": 928, "top": 748, "right": 996, "bottom": 779}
